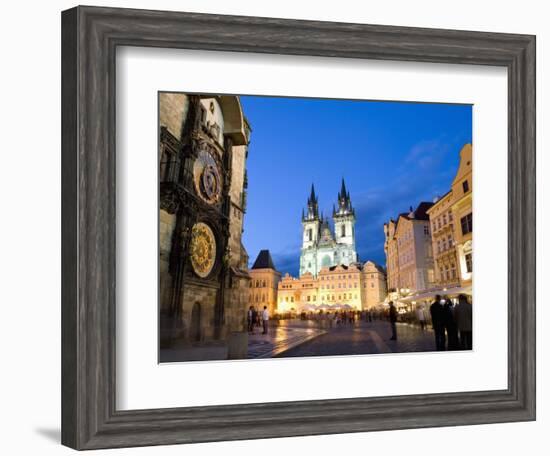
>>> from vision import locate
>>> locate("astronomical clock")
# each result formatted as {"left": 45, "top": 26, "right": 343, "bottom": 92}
{"left": 159, "top": 94, "right": 250, "bottom": 349}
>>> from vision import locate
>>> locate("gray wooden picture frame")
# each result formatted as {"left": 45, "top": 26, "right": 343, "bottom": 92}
{"left": 61, "top": 5, "right": 536, "bottom": 450}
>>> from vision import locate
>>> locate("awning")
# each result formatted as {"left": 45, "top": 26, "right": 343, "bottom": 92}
{"left": 397, "top": 285, "right": 472, "bottom": 304}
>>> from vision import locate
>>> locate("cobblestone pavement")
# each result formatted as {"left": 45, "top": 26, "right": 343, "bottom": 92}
{"left": 247, "top": 320, "right": 326, "bottom": 358}
{"left": 273, "top": 320, "right": 436, "bottom": 358}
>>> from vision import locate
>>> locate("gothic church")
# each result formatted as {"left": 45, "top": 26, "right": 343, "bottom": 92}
{"left": 300, "top": 180, "right": 358, "bottom": 277}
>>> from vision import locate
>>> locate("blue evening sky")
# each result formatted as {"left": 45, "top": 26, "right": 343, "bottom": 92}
{"left": 240, "top": 95, "right": 472, "bottom": 277}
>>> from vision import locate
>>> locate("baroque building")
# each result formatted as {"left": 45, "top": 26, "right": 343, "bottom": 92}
{"left": 424, "top": 143, "right": 472, "bottom": 292}
{"left": 426, "top": 191, "right": 460, "bottom": 288}
{"left": 383, "top": 202, "right": 435, "bottom": 295}
{"left": 158, "top": 93, "right": 251, "bottom": 357}
{"left": 248, "top": 250, "right": 281, "bottom": 317}
{"left": 277, "top": 262, "right": 387, "bottom": 312}
{"left": 384, "top": 143, "right": 473, "bottom": 308}
{"left": 450, "top": 144, "right": 473, "bottom": 286}
{"left": 300, "top": 180, "right": 358, "bottom": 277}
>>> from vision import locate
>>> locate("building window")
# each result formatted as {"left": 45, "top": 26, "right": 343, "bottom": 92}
{"left": 460, "top": 213, "right": 473, "bottom": 235}
{"left": 462, "top": 180, "right": 470, "bottom": 193}
{"left": 424, "top": 225, "right": 430, "bottom": 236}
{"left": 307, "top": 228, "right": 312, "bottom": 241}
{"left": 465, "top": 253, "right": 473, "bottom": 273}
{"left": 341, "top": 225, "right": 346, "bottom": 237}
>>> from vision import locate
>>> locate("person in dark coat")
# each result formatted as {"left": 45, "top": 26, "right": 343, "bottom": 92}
{"left": 251, "top": 307, "right": 258, "bottom": 334}
{"left": 443, "top": 297, "right": 460, "bottom": 350}
{"left": 247, "top": 306, "right": 254, "bottom": 333}
{"left": 453, "top": 294, "right": 473, "bottom": 350}
{"left": 388, "top": 301, "right": 398, "bottom": 341}
{"left": 430, "top": 295, "right": 446, "bottom": 350}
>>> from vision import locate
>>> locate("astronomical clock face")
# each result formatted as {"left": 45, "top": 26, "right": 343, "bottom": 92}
{"left": 189, "top": 222, "right": 217, "bottom": 278}
{"left": 193, "top": 149, "right": 223, "bottom": 204}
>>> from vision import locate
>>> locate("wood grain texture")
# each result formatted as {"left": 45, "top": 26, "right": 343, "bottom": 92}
{"left": 61, "top": 5, "right": 536, "bottom": 450}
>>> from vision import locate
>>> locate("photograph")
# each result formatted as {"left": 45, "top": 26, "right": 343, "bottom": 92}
{"left": 158, "top": 93, "right": 473, "bottom": 362}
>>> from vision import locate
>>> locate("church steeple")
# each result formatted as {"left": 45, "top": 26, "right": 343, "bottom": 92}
{"left": 303, "top": 183, "right": 320, "bottom": 221}
{"left": 334, "top": 178, "right": 354, "bottom": 217}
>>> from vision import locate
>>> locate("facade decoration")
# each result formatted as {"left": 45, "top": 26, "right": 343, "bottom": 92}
{"left": 189, "top": 222, "right": 217, "bottom": 278}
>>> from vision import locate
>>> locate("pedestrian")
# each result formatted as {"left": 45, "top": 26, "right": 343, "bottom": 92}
{"left": 388, "top": 301, "right": 397, "bottom": 341}
{"left": 247, "top": 306, "right": 254, "bottom": 333}
{"left": 453, "top": 294, "right": 473, "bottom": 350}
{"left": 416, "top": 304, "right": 427, "bottom": 331}
{"left": 430, "top": 295, "right": 446, "bottom": 350}
{"left": 262, "top": 305, "right": 269, "bottom": 335}
{"left": 251, "top": 307, "right": 258, "bottom": 334}
{"left": 443, "top": 297, "right": 460, "bottom": 350}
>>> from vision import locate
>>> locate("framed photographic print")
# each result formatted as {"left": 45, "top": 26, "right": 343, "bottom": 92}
{"left": 61, "top": 5, "right": 536, "bottom": 450}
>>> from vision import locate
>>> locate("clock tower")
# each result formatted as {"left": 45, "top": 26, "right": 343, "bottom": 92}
{"left": 159, "top": 94, "right": 251, "bottom": 356}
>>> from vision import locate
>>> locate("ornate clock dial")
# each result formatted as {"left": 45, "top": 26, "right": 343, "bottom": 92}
{"left": 189, "top": 222, "right": 217, "bottom": 278}
{"left": 193, "top": 149, "right": 223, "bottom": 204}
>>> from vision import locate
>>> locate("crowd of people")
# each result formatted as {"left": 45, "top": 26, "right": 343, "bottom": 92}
{"left": 429, "top": 294, "right": 472, "bottom": 350}
{"left": 249, "top": 295, "right": 472, "bottom": 352}
{"left": 387, "top": 294, "right": 472, "bottom": 350}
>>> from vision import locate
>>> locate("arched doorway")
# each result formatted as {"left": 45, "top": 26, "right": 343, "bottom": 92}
{"left": 190, "top": 303, "right": 201, "bottom": 342}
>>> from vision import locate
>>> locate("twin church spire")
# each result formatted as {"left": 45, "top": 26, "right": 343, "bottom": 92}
{"left": 302, "top": 179, "right": 355, "bottom": 222}
{"left": 300, "top": 179, "right": 358, "bottom": 277}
